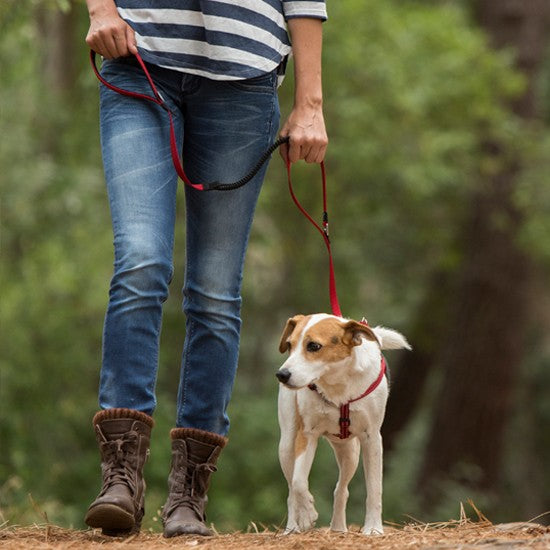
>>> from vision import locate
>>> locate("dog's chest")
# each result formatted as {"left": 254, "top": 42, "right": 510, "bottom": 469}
{"left": 297, "top": 390, "right": 377, "bottom": 438}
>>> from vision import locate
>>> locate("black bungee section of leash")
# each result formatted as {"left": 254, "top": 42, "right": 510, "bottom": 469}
{"left": 91, "top": 50, "right": 289, "bottom": 192}
{"left": 208, "top": 135, "right": 290, "bottom": 191}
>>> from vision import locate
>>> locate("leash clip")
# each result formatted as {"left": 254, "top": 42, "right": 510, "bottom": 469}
{"left": 322, "top": 211, "right": 330, "bottom": 241}
{"left": 155, "top": 91, "right": 172, "bottom": 113}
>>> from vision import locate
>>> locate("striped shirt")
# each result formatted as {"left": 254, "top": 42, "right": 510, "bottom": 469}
{"left": 115, "top": 0, "right": 327, "bottom": 80}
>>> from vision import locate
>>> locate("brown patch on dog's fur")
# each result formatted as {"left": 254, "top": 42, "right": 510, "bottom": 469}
{"left": 279, "top": 315, "right": 311, "bottom": 353}
{"left": 279, "top": 316, "right": 378, "bottom": 361}
{"left": 294, "top": 411, "right": 307, "bottom": 458}
{"left": 302, "top": 318, "right": 377, "bottom": 363}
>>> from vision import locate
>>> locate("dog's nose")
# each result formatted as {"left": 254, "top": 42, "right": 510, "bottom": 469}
{"left": 276, "top": 368, "right": 291, "bottom": 384}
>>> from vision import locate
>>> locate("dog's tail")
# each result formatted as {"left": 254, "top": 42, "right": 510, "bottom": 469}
{"left": 373, "top": 326, "right": 412, "bottom": 351}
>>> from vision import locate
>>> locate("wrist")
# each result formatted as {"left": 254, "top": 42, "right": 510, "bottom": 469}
{"left": 293, "top": 70, "right": 323, "bottom": 109}
{"left": 293, "top": 95, "right": 323, "bottom": 111}
{"left": 87, "top": 0, "right": 118, "bottom": 17}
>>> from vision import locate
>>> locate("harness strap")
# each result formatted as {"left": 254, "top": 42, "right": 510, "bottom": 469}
{"left": 308, "top": 355, "right": 387, "bottom": 439}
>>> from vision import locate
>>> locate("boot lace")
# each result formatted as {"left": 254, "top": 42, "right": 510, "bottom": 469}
{"left": 165, "top": 454, "right": 217, "bottom": 519}
{"left": 98, "top": 430, "right": 139, "bottom": 496}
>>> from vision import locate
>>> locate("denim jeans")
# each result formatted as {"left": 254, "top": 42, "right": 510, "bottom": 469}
{"left": 98, "top": 57, "right": 280, "bottom": 435}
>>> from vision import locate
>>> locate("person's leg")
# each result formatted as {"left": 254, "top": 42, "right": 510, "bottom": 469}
{"left": 176, "top": 71, "right": 280, "bottom": 436}
{"left": 162, "top": 70, "right": 280, "bottom": 538}
{"left": 98, "top": 58, "right": 184, "bottom": 416}
{"left": 87, "top": 58, "right": 184, "bottom": 535}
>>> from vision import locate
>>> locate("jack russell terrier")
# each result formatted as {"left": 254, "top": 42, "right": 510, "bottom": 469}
{"left": 276, "top": 313, "right": 411, "bottom": 535}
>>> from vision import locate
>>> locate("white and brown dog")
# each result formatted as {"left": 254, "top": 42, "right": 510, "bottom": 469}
{"left": 276, "top": 313, "right": 411, "bottom": 535}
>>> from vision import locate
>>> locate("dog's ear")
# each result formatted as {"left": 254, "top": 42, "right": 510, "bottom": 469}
{"left": 341, "top": 320, "right": 379, "bottom": 347}
{"left": 279, "top": 315, "right": 305, "bottom": 353}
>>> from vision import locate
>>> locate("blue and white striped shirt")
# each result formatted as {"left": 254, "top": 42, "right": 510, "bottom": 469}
{"left": 116, "top": 0, "right": 327, "bottom": 80}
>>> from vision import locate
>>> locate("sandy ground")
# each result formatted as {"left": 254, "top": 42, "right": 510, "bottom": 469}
{"left": 1, "top": 520, "right": 549, "bottom": 549}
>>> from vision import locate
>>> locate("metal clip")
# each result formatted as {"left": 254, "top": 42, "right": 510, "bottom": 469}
{"left": 322, "top": 211, "right": 330, "bottom": 241}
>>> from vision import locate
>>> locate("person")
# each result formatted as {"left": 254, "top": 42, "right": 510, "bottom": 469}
{"left": 83, "top": 0, "right": 328, "bottom": 538}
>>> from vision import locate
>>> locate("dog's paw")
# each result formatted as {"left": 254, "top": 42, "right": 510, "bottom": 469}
{"left": 361, "top": 524, "right": 384, "bottom": 535}
{"left": 283, "top": 525, "right": 310, "bottom": 535}
{"left": 294, "top": 495, "right": 318, "bottom": 532}
{"left": 295, "top": 507, "right": 318, "bottom": 532}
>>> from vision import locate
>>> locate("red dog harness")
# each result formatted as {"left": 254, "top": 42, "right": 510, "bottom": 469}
{"left": 308, "top": 355, "right": 387, "bottom": 439}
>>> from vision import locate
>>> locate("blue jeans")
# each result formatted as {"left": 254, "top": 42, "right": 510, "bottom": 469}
{"left": 98, "top": 57, "right": 280, "bottom": 435}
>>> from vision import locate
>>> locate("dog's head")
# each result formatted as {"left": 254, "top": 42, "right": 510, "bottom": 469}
{"left": 275, "top": 314, "right": 379, "bottom": 388}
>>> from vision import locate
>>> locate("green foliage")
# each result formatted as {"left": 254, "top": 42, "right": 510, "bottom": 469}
{"left": 1, "top": 0, "right": 549, "bottom": 532}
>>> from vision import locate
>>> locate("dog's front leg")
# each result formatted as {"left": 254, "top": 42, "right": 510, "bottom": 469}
{"left": 359, "top": 430, "right": 384, "bottom": 535}
{"left": 329, "top": 438, "right": 360, "bottom": 532}
{"left": 285, "top": 435, "right": 319, "bottom": 533}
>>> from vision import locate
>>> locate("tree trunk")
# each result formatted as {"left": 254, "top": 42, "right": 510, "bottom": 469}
{"left": 34, "top": 2, "right": 80, "bottom": 157}
{"left": 382, "top": 269, "right": 455, "bottom": 454}
{"left": 35, "top": 2, "right": 79, "bottom": 97}
{"left": 416, "top": 0, "right": 549, "bottom": 504}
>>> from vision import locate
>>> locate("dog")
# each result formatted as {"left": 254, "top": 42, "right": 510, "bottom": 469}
{"left": 275, "top": 313, "right": 411, "bottom": 535}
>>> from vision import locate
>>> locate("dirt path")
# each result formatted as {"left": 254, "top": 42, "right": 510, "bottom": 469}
{"left": 1, "top": 521, "right": 548, "bottom": 550}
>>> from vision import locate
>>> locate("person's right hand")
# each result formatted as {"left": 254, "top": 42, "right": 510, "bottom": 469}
{"left": 86, "top": 1, "right": 137, "bottom": 59}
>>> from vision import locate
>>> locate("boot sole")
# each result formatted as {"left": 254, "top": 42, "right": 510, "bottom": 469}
{"left": 163, "top": 520, "right": 213, "bottom": 538}
{"left": 85, "top": 503, "right": 137, "bottom": 535}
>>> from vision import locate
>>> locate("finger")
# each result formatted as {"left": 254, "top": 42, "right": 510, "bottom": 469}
{"left": 126, "top": 24, "right": 138, "bottom": 55}
{"left": 288, "top": 140, "right": 303, "bottom": 163}
{"left": 113, "top": 34, "right": 129, "bottom": 58}
{"left": 304, "top": 146, "right": 321, "bottom": 164}
{"left": 314, "top": 144, "right": 327, "bottom": 164}
{"left": 89, "top": 29, "right": 118, "bottom": 59}
{"left": 279, "top": 134, "right": 290, "bottom": 163}
{"left": 114, "top": 23, "right": 136, "bottom": 57}
{"left": 86, "top": 33, "right": 109, "bottom": 58}
{"left": 103, "top": 35, "right": 120, "bottom": 59}
{"left": 279, "top": 143, "right": 289, "bottom": 163}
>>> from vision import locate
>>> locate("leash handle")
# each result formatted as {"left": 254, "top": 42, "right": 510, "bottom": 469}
{"left": 286, "top": 160, "right": 342, "bottom": 317}
{"left": 90, "top": 50, "right": 205, "bottom": 191}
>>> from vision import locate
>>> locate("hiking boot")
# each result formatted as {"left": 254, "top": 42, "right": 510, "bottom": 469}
{"left": 85, "top": 408, "right": 154, "bottom": 536}
{"left": 162, "top": 428, "right": 227, "bottom": 537}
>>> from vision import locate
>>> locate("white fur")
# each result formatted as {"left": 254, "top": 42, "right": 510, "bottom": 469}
{"left": 276, "top": 314, "right": 410, "bottom": 535}
{"left": 372, "top": 326, "right": 412, "bottom": 351}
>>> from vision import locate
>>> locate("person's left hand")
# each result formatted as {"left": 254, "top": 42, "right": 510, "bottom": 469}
{"left": 279, "top": 104, "right": 328, "bottom": 164}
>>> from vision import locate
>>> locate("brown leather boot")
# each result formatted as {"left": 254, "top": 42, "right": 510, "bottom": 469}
{"left": 162, "top": 428, "right": 227, "bottom": 537}
{"left": 85, "top": 408, "right": 154, "bottom": 536}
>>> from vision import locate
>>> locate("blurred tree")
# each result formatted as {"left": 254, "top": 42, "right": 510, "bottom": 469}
{"left": 414, "top": 0, "right": 550, "bottom": 506}
{"left": 2, "top": 0, "right": 549, "bottom": 530}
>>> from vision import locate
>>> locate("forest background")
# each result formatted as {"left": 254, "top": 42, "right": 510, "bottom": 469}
{"left": 1, "top": 0, "right": 549, "bottom": 533}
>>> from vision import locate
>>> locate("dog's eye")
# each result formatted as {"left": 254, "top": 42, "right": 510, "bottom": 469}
{"left": 307, "top": 342, "right": 322, "bottom": 353}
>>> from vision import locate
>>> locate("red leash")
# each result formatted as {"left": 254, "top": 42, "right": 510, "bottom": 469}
{"left": 90, "top": 50, "right": 205, "bottom": 191}
{"left": 90, "top": 50, "right": 342, "bottom": 316}
{"left": 285, "top": 161, "right": 342, "bottom": 317}
{"left": 91, "top": 51, "right": 385, "bottom": 439}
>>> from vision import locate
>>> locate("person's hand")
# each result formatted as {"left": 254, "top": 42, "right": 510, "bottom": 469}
{"left": 279, "top": 104, "right": 328, "bottom": 165}
{"left": 86, "top": 1, "right": 137, "bottom": 59}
